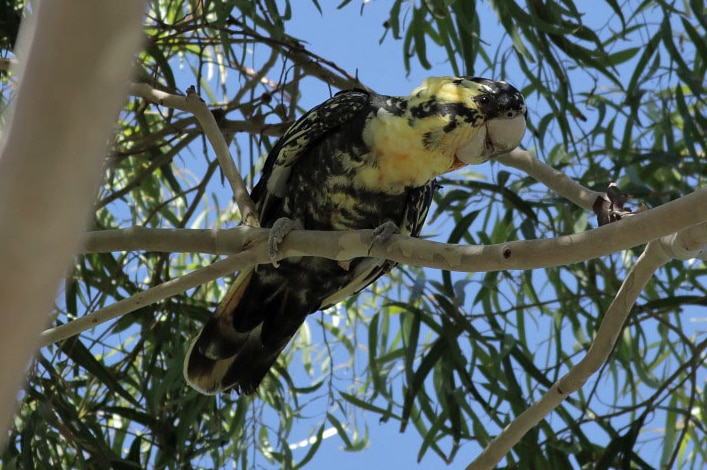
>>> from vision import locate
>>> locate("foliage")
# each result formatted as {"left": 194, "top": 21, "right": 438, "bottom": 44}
{"left": 1, "top": 0, "right": 705, "bottom": 468}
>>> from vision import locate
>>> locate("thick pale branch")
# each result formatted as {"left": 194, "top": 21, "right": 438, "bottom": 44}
{"left": 82, "top": 187, "right": 707, "bottom": 271}
{"left": 129, "top": 83, "right": 259, "bottom": 226}
{"left": 466, "top": 241, "right": 667, "bottom": 470}
{"left": 44, "top": 187, "right": 707, "bottom": 348}
{"left": 660, "top": 222, "right": 707, "bottom": 260}
{"left": 0, "top": 0, "right": 146, "bottom": 443}
{"left": 82, "top": 226, "right": 265, "bottom": 255}
{"left": 497, "top": 149, "right": 605, "bottom": 211}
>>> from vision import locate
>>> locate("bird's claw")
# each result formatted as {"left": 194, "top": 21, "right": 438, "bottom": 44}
{"left": 593, "top": 183, "right": 646, "bottom": 226}
{"left": 269, "top": 217, "right": 301, "bottom": 267}
{"left": 369, "top": 221, "right": 399, "bottom": 255}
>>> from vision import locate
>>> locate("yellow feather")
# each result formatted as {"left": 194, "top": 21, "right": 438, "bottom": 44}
{"left": 355, "top": 77, "right": 491, "bottom": 193}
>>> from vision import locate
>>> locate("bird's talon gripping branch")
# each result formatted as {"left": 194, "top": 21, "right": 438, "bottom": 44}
{"left": 268, "top": 217, "right": 301, "bottom": 267}
{"left": 369, "top": 221, "right": 400, "bottom": 255}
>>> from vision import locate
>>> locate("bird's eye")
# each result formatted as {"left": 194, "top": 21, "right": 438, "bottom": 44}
{"left": 476, "top": 95, "right": 490, "bottom": 105}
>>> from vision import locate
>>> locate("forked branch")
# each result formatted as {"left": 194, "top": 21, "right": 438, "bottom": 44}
{"left": 130, "top": 83, "right": 260, "bottom": 226}
{"left": 466, "top": 241, "right": 668, "bottom": 469}
{"left": 465, "top": 211, "right": 706, "bottom": 469}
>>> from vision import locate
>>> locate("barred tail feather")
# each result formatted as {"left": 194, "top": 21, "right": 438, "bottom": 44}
{"left": 183, "top": 268, "right": 261, "bottom": 395}
{"left": 183, "top": 266, "right": 305, "bottom": 395}
{"left": 183, "top": 340, "right": 236, "bottom": 395}
{"left": 183, "top": 326, "right": 285, "bottom": 395}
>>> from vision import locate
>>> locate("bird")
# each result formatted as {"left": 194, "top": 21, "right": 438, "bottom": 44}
{"left": 184, "top": 76, "right": 527, "bottom": 395}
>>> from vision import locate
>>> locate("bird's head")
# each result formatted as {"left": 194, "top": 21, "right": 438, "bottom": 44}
{"left": 409, "top": 76, "right": 527, "bottom": 165}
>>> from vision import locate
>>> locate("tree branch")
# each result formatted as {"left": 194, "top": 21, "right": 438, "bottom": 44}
{"left": 497, "top": 148, "right": 606, "bottom": 211}
{"left": 40, "top": 249, "right": 265, "bottom": 346}
{"left": 80, "top": 187, "right": 707, "bottom": 267}
{"left": 466, "top": 240, "right": 668, "bottom": 470}
{"left": 0, "top": 0, "right": 147, "bottom": 443}
{"left": 43, "top": 187, "right": 707, "bottom": 348}
{"left": 465, "top": 209, "right": 707, "bottom": 469}
{"left": 129, "top": 82, "right": 260, "bottom": 226}
{"left": 229, "top": 23, "right": 370, "bottom": 92}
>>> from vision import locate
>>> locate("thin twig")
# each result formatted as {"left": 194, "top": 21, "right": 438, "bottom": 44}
{"left": 228, "top": 23, "right": 370, "bottom": 92}
{"left": 40, "top": 249, "right": 264, "bottom": 347}
{"left": 129, "top": 82, "right": 260, "bottom": 226}
{"left": 497, "top": 148, "right": 606, "bottom": 211}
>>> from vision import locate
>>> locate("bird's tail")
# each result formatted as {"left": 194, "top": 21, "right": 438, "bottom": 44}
{"left": 183, "top": 268, "right": 288, "bottom": 395}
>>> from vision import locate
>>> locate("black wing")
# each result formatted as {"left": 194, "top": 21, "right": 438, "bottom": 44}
{"left": 251, "top": 89, "right": 372, "bottom": 225}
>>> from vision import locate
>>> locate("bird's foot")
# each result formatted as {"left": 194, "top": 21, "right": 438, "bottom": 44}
{"left": 368, "top": 220, "right": 399, "bottom": 255}
{"left": 269, "top": 217, "right": 302, "bottom": 267}
{"left": 593, "top": 183, "right": 647, "bottom": 226}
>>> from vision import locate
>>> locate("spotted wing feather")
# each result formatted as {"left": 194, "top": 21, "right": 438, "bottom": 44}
{"left": 253, "top": 90, "right": 371, "bottom": 220}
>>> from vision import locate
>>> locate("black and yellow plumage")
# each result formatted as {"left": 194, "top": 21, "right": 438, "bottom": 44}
{"left": 184, "top": 77, "right": 527, "bottom": 395}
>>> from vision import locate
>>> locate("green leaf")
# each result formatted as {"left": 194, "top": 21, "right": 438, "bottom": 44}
{"left": 401, "top": 338, "right": 446, "bottom": 432}
{"left": 58, "top": 338, "right": 139, "bottom": 407}
{"left": 605, "top": 46, "right": 641, "bottom": 66}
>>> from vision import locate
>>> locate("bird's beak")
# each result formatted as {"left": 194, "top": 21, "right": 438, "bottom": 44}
{"left": 455, "top": 112, "right": 526, "bottom": 165}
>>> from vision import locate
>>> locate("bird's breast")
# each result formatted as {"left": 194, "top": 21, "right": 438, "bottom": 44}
{"left": 356, "top": 115, "right": 457, "bottom": 194}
